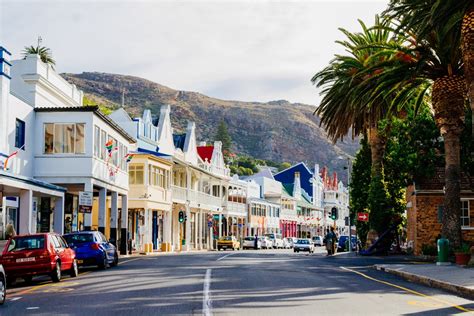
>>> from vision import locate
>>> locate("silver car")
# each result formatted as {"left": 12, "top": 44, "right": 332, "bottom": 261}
{"left": 293, "top": 239, "right": 315, "bottom": 253}
{"left": 260, "top": 236, "right": 273, "bottom": 249}
{"left": 242, "top": 236, "right": 262, "bottom": 249}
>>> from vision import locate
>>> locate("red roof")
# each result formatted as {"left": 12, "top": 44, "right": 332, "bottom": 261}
{"left": 197, "top": 146, "right": 214, "bottom": 162}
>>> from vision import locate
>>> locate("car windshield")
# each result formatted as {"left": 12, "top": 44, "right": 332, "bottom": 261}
{"left": 297, "top": 239, "right": 309, "bottom": 244}
{"left": 8, "top": 235, "right": 45, "bottom": 252}
{"left": 244, "top": 237, "right": 254, "bottom": 241}
{"left": 265, "top": 234, "right": 275, "bottom": 239}
{"left": 64, "top": 233, "right": 94, "bottom": 245}
{"left": 222, "top": 237, "right": 233, "bottom": 241}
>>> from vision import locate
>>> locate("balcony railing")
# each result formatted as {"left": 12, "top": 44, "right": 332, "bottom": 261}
{"left": 172, "top": 185, "right": 223, "bottom": 209}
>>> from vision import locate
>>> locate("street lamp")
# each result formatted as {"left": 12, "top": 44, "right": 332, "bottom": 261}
{"left": 338, "top": 154, "right": 354, "bottom": 253}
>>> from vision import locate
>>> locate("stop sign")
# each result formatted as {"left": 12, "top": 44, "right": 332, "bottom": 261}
{"left": 357, "top": 212, "right": 369, "bottom": 222}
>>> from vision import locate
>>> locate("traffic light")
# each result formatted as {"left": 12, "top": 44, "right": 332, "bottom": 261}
{"left": 331, "top": 207, "right": 338, "bottom": 220}
{"left": 178, "top": 211, "right": 185, "bottom": 223}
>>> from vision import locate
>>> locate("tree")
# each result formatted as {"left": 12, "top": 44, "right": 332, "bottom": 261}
{"left": 214, "top": 120, "right": 232, "bottom": 155}
{"left": 369, "top": 4, "right": 469, "bottom": 247}
{"left": 22, "top": 45, "right": 56, "bottom": 68}
{"left": 312, "top": 16, "right": 405, "bottom": 234}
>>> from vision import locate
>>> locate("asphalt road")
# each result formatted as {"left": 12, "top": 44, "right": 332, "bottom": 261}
{"left": 2, "top": 248, "right": 473, "bottom": 316}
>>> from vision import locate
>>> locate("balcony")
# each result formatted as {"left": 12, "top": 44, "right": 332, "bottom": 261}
{"left": 199, "top": 160, "right": 231, "bottom": 178}
{"left": 172, "top": 185, "right": 223, "bottom": 210}
{"left": 225, "top": 201, "right": 247, "bottom": 217}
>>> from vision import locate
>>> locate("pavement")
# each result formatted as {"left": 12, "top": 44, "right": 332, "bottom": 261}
{"left": 2, "top": 248, "right": 474, "bottom": 315}
{"left": 375, "top": 263, "right": 474, "bottom": 301}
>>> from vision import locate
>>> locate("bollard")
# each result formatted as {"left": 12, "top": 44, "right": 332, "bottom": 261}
{"left": 437, "top": 238, "right": 450, "bottom": 265}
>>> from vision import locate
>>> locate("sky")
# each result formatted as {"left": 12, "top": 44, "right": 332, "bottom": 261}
{"left": 0, "top": 0, "right": 387, "bottom": 106}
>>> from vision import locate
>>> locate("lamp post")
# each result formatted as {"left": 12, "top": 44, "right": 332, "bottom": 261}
{"left": 338, "top": 154, "right": 354, "bottom": 253}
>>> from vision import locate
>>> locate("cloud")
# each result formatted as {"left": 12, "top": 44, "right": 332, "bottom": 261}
{"left": 1, "top": 0, "right": 387, "bottom": 105}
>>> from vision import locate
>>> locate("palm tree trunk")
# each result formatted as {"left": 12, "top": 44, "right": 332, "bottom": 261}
{"left": 432, "top": 75, "right": 466, "bottom": 248}
{"left": 462, "top": 5, "right": 474, "bottom": 140}
{"left": 368, "top": 125, "right": 385, "bottom": 176}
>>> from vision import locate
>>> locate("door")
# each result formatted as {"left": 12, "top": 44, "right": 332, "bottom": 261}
{"left": 152, "top": 211, "right": 158, "bottom": 250}
{"left": 51, "top": 235, "right": 71, "bottom": 270}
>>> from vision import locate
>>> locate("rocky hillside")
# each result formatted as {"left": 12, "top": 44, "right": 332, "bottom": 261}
{"left": 62, "top": 72, "right": 359, "bottom": 181}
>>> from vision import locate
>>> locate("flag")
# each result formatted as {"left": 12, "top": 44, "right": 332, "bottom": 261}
{"left": 108, "top": 146, "right": 118, "bottom": 157}
{"left": 125, "top": 153, "right": 134, "bottom": 163}
{"left": 105, "top": 139, "right": 114, "bottom": 153}
{"left": 3, "top": 150, "right": 19, "bottom": 171}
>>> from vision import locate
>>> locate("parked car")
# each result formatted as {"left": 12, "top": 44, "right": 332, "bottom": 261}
{"left": 63, "top": 231, "right": 118, "bottom": 269}
{"left": 0, "top": 264, "right": 5, "bottom": 305}
{"left": 1, "top": 233, "right": 78, "bottom": 284}
{"left": 288, "top": 237, "right": 298, "bottom": 248}
{"left": 217, "top": 236, "right": 240, "bottom": 251}
{"left": 312, "top": 236, "right": 323, "bottom": 247}
{"left": 265, "top": 233, "right": 284, "bottom": 249}
{"left": 282, "top": 238, "right": 292, "bottom": 249}
{"left": 293, "top": 239, "right": 315, "bottom": 253}
{"left": 242, "top": 236, "right": 261, "bottom": 249}
{"left": 337, "top": 236, "right": 358, "bottom": 252}
{"left": 260, "top": 236, "right": 273, "bottom": 249}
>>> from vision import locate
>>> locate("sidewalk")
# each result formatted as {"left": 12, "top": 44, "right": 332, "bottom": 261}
{"left": 374, "top": 263, "right": 474, "bottom": 300}
{"left": 120, "top": 248, "right": 213, "bottom": 258}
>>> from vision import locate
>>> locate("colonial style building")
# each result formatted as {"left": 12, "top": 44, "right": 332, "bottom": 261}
{"left": 406, "top": 168, "right": 474, "bottom": 255}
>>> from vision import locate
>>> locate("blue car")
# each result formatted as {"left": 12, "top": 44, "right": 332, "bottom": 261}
{"left": 63, "top": 231, "right": 118, "bottom": 269}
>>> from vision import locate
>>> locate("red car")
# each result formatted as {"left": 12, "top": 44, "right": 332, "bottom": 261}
{"left": 0, "top": 233, "right": 78, "bottom": 284}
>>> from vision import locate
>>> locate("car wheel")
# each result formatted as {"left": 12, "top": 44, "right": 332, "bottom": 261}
{"left": 110, "top": 252, "right": 119, "bottom": 267}
{"left": 98, "top": 255, "right": 108, "bottom": 270}
{"left": 70, "top": 259, "right": 79, "bottom": 277}
{"left": 51, "top": 262, "right": 61, "bottom": 282}
{"left": 0, "top": 275, "right": 5, "bottom": 305}
{"left": 23, "top": 276, "right": 33, "bottom": 284}
{"left": 293, "top": 249, "right": 296, "bottom": 253}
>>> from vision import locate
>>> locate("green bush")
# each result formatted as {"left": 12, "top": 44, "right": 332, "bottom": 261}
{"left": 421, "top": 244, "right": 437, "bottom": 256}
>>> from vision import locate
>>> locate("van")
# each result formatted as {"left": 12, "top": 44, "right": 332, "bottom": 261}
{"left": 265, "top": 233, "right": 284, "bottom": 249}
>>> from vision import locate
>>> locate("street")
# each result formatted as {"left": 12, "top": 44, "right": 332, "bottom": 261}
{"left": 2, "top": 248, "right": 473, "bottom": 316}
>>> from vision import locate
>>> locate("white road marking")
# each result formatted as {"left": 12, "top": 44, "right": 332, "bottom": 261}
{"left": 26, "top": 307, "right": 39, "bottom": 310}
{"left": 217, "top": 253, "right": 235, "bottom": 261}
{"left": 10, "top": 297, "right": 22, "bottom": 301}
{"left": 203, "top": 268, "right": 212, "bottom": 316}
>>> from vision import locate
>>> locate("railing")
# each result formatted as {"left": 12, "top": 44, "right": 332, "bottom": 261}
{"left": 198, "top": 161, "right": 231, "bottom": 177}
{"left": 226, "top": 201, "right": 247, "bottom": 217}
{"left": 172, "top": 185, "right": 223, "bottom": 209}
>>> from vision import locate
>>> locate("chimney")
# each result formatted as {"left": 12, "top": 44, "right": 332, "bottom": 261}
{"left": 314, "top": 164, "right": 320, "bottom": 178}
{"left": 332, "top": 172, "right": 338, "bottom": 189}
{"left": 0, "top": 47, "right": 11, "bottom": 156}
{"left": 293, "top": 171, "right": 302, "bottom": 200}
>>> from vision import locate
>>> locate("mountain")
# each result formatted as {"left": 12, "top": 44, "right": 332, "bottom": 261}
{"left": 61, "top": 72, "right": 359, "bottom": 182}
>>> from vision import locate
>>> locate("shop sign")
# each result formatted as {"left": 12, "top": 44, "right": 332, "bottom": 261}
{"left": 79, "top": 191, "right": 93, "bottom": 214}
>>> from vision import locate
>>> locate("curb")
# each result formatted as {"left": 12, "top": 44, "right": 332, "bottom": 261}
{"left": 374, "top": 265, "right": 474, "bottom": 301}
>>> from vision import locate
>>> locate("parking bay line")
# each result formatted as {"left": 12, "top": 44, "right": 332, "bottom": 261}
{"left": 340, "top": 266, "right": 473, "bottom": 314}
{"left": 203, "top": 268, "right": 212, "bottom": 316}
{"left": 216, "top": 253, "right": 236, "bottom": 261}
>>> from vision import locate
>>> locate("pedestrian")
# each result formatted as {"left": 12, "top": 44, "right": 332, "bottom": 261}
{"left": 324, "top": 228, "right": 337, "bottom": 256}
{"left": 254, "top": 234, "right": 258, "bottom": 250}
{"left": 5, "top": 222, "right": 16, "bottom": 239}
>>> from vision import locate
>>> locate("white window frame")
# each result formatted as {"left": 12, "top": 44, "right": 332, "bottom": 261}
{"left": 43, "top": 123, "right": 85, "bottom": 155}
{"left": 461, "top": 199, "right": 470, "bottom": 229}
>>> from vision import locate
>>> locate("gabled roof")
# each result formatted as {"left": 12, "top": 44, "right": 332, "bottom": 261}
{"left": 173, "top": 134, "right": 186, "bottom": 150}
{"left": 197, "top": 146, "right": 214, "bottom": 161}
{"left": 274, "top": 162, "right": 313, "bottom": 177}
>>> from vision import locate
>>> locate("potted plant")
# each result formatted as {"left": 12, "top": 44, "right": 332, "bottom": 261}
{"left": 454, "top": 243, "right": 471, "bottom": 266}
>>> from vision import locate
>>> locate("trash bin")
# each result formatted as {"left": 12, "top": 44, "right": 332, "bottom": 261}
{"left": 437, "top": 238, "right": 450, "bottom": 265}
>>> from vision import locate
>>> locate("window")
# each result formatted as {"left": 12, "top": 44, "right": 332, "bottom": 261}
{"left": 108, "top": 136, "right": 117, "bottom": 165}
{"left": 43, "top": 123, "right": 85, "bottom": 154}
{"left": 94, "top": 126, "right": 100, "bottom": 157}
{"left": 129, "top": 164, "right": 144, "bottom": 185}
{"left": 461, "top": 200, "right": 470, "bottom": 228}
{"left": 149, "top": 165, "right": 168, "bottom": 188}
{"left": 15, "top": 119, "right": 26, "bottom": 149}
{"left": 100, "top": 130, "right": 107, "bottom": 160}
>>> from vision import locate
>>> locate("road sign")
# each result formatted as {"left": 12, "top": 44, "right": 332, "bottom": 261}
{"left": 79, "top": 191, "right": 93, "bottom": 213}
{"left": 357, "top": 212, "right": 369, "bottom": 222}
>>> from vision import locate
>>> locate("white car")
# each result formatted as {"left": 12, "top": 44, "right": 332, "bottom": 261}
{"left": 260, "top": 237, "right": 273, "bottom": 249}
{"left": 293, "top": 239, "right": 315, "bottom": 253}
{"left": 265, "top": 233, "right": 284, "bottom": 249}
{"left": 243, "top": 236, "right": 262, "bottom": 249}
{"left": 282, "top": 238, "right": 292, "bottom": 249}
{"left": 312, "top": 236, "right": 324, "bottom": 247}
{"left": 288, "top": 237, "right": 298, "bottom": 248}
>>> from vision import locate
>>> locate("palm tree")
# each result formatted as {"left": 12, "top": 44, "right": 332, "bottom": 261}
{"left": 368, "top": 7, "right": 468, "bottom": 247}
{"left": 22, "top": 45, "right": 56, "bottom": 68}
{"left": 312, "top": 16, "right": 407, "bottom": 235}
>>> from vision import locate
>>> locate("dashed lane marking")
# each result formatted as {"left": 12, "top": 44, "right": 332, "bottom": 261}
{"left": 340, "top": 266, "right": 473, "bottom": 314}
{"left": 26, "top": 307, "right": 39, "bottom": 310}
{"left": 119, "top": 258, "right": 143, "bottom": 265}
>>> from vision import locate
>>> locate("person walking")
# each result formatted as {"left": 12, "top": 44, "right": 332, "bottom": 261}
{"left": 254, "top": 234, "right": 258, "bottom": 250}
{"left": 324, "top": 228, "right": 337, "bottom": 256}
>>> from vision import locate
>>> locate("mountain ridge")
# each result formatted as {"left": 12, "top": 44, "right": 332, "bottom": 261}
{"left": 61, "top": 72, "right": 359, "bottom": 181}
